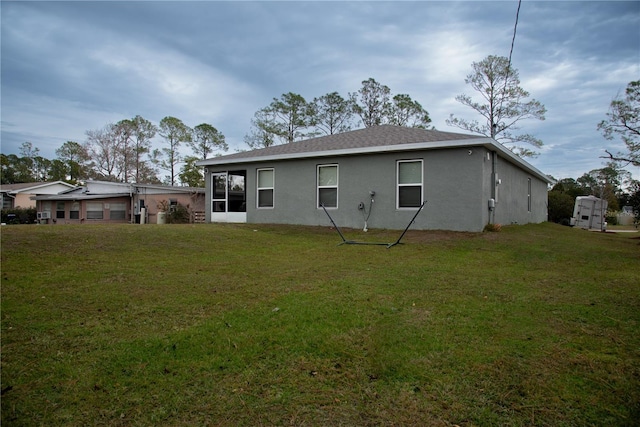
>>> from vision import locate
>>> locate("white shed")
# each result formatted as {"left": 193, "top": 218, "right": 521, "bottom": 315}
{"left": 570, "top": 196, "right": 608, "bottom": 231}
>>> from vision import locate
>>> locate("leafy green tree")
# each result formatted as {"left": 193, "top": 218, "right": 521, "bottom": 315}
{"left": 625, "top": 180, "right": 640, "bottom": 222}
{"left": 244, "top": 108, "right": 279, "bottom": 149}
{"left": 55, "top": 141, "right": 89, "bottom": 183}
{"left": 547, "top": 191, "right": 575, "bottom": 224}
{"left": 19, "top": 142, "right": 41, "bottom": 181}
{"left": 185, "top": 124, "right": 227, "bottom": 186}
{"left": 190, "top": 123, "right": 228, "bottom": 159}
{"left": 311, "top": 92, "right": 354, "bottom": 135}
{"left": 245, "top": 93, "right": 315, "bottom": 147}
{"left": 0, "top": 154, "right": 32, "bottom": 183}
{"left": 598, "top": 80, "right": 640, "bottom": 167}
{"left": 0, "top": 154, "right": 15, "bottom": 184}
{"left": 47, "top": 159, "right": 68, "bottom": 182}
{"left": 272, "top": 92, "right": 316, "bottom": 143}
{"left": 137, "top": 161, "right": 162, "bottom": 185}
{"left": 388, "top": 94, "right": 432, "bottom": 128}
{"left": 179, "top": 156, "right": 205, "bottom": 187}
{"left": 446, "top": 55, "right": 546, "bottom": 157}
{"left": 113, "top": 119, "right": 136, "bottom": 183}
{"left": 33, "top": 156, "right": 51, "bottom": 182}
{"left": 350, "top": 78, "right": 391, "bottom": 128}
{"left": 551, "top": 178, "right": 583, "bottom": 200}
{"left": 18, "top": 143, "right": 51, "bottom": 182}
{"left": 577, "top": 164, "right": 631, "bottom": 212}
{"left": 130, "top": 115, "right": 157, "bottom": 183}
{"left": 156, "top": 116, "right": 191, "bottom": 186}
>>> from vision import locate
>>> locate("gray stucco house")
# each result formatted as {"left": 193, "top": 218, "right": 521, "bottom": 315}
{"left": 196, "top": 125, "right": 552, "bottom": 232}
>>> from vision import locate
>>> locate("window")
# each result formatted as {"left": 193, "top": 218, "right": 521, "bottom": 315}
{"left": 70, "top": 202, "right": 80, "bottom": 219}
{"left": 257, "top": 168, "right": 275, "bottom": 208}
{"left": 211, "top": 171, "right": 247, "bottom": 213}
{"left": 212, "top": 173, "right": 227, "bottom": 212}
{"left": 110, "top": 202, "right": 126, "bottom": 220}
{"left": 228, "top": 171, "right": 246, "bottom": 212}
{"left": 42, "top": 202, "right": 52, "bottom": 217}
{"left": 86, "top": 202, "right": 103, "bottom": 220}
{"left": 56, "top": 202, "right": 65, "bottom": 219}
{"left": 397, "top": 160, "right": 423, "bottom": 208}
{"left": 317, "top": 164, "right": 338, "bottom": 208}
{"left": 2, "top": 196, "right": 13, "bottom": 210}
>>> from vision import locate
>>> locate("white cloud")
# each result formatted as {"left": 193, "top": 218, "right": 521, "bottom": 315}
{"left": 2, "top": 0, "right": 638, "bottom": 181}
{"left": 88, "top": 41, "right": 258, "bottom": 126}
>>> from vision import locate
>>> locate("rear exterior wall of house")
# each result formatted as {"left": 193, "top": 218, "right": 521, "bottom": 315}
{"left": 204, "top": 147, "right": 547, "bottom": 232}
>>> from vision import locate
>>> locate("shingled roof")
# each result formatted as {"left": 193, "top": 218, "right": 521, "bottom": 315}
{"left": 196, "top": 125, "right": 552, "bottom": 184}
{"left": 198, "top": 125, "right": 485, "bottom": 165}
{"left": 0, "top": 181, "right": 75, "bottom": 193}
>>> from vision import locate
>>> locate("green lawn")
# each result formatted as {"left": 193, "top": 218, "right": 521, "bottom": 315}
{"left": 1, "top": 223, "right": 639, "bottom": 426}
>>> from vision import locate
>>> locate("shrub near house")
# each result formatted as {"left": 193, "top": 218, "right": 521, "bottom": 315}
{"left": 1, "top": 208, "right": 36, "bottom": 224}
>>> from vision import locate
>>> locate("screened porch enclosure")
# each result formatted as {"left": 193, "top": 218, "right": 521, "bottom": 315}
{"left": 211, "top": 170, "right": 247, "bottom": 223}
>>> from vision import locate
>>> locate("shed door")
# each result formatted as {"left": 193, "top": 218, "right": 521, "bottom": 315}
{"left": 211, "top": 171, "right": 246, "bottom": 223}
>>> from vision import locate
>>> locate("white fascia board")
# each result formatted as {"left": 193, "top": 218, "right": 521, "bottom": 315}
{"left": 197, "top": 137, "right": 552, "bottom": 184}
{"left": 32, "top": 193, "right": 131, "bottom": 201}
{"left": 12, "top": 181, "right": 75, "bottom": 193}
{"left": 197, "top": 138, "right": 489, "bottom": 166}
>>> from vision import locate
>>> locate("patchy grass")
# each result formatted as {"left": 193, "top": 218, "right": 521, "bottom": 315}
{"left": 1, "top": 222, "right": 639, "bottom": 426}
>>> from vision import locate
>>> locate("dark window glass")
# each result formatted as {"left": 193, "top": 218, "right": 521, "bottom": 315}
{"left": 319, "top": 188, "right": 337, "bottom": 208}
{"left": 399, "top": 186, "right": 421, "bottom": 208}
{"left": 258, "top": 189, "right": 274, "bottom": 208}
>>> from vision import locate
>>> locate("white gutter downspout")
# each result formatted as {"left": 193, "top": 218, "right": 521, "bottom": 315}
{"left": 490, "top": 150, "right": 498, "bottom": 225}
{"left": 129, "top": 184, "right": 134, "bottom": 224}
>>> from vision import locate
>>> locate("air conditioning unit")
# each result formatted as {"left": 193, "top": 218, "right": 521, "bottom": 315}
{"left": 37, "top": 211, "right": 51, "bottom": 220}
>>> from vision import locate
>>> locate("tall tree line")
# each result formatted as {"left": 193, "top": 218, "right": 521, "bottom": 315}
{"left": 1, "top": 116, "right": 228, "bottom": 187}
{"left": 244, "top": 78, "right": 433, "bottom": 149}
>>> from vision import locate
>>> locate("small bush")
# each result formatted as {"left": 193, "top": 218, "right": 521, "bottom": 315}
{"left": 1, "top": 208, "right": 37, "bottom": 224}
{"left": 167, "top": 203, "right": 191, "bottom": 224}
{"left": 548, "top": 191, "right": 575, "bottom": 224}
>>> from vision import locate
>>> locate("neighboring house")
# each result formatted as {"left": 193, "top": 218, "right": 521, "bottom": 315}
{"left": 1, "top": 181, "right": 75, "bottom": 209}
{"left": 196, "top": 125, "right": 553, "bottom": 232}
{"left": 32, "top": 181, "right": 205, "bottom": 224}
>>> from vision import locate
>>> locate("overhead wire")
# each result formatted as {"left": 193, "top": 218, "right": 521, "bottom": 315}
{"left": 508, "top": 0, "right": 522, "bottom": 67}
{"left": 494, "top": 0, "right": 522, "bottom": 138}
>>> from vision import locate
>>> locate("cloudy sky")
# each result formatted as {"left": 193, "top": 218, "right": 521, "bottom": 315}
{"left": 1, "top": 0, "right": 639, "bottom": 181}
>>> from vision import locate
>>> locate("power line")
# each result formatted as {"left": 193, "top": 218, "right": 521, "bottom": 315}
{"left": 493, "top": 0, "right": 522, "bottom": 139}
{"left": 508, "top": 0, "right": 522, "bottom": 68}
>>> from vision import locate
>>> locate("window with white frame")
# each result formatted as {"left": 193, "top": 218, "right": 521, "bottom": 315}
{"left": 257, "top": 168, "right": 275, "bottom": 208}
{"left": 397, "top": 160, "right": 423, "bottom": 208}
{"left": 86, "top": 202, "right": 103, "bottom": 220}
{"left": 42, "top": 202, "right": 51, "bottom": 216}
{"left": 56, "top": 201, "right": 65, "bottom": 219}
{"left": 317, "top": 164, "right": 338, "bottom": 208}
{"left": 70, "top": 202, "right": 80, "bottom": 219}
